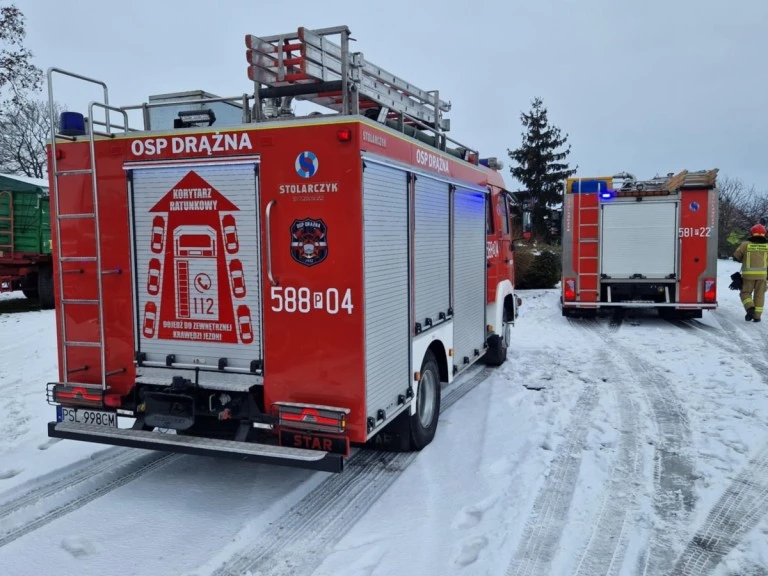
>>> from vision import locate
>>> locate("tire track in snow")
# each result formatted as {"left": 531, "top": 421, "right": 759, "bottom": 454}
{"left": 0, "top": 447, "right": 137, "bottom": 519}
{"left": 505, "top": 372, "right": 599, "bottom": 576}
{"left": 664, "top": 319, "right": 742, "bottom": 355}
{"left": 671, "top": 440, "right": 768, "bottom": 575}
{"left": 669, "top": 316, "right": 768, "bottom": 388}
{"left": 572, "top": 348, "right": 643, "bottom": 576}
{"left": 0, "top": 451, "right": 179, "bottom": 548}
{"left": 209, "top": 366, "right": 494, "bottom": 576}
{"left": 570, "top": 315, "right": 696, "bottom": 573}
{"left": 604, "top": 324, "right": 695, "bottom": 574}
{"left": 713, "top": 313, "right": 768, "bottom": 384}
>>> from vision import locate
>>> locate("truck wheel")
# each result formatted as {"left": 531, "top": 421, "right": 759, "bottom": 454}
{"left": 37, "top": 265, "right": 55, "bottom": 309}
{"left": 409, "top": 351, "right": 441, "bottom": 450}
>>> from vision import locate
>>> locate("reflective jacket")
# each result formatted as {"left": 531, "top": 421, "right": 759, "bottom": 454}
{"left": 733, "top": 236, "right": 768, "bottom": 279}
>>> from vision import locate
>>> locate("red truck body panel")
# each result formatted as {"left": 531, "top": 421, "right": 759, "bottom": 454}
{"left": 48, "top": 117, "right": 514, "bottom": 446}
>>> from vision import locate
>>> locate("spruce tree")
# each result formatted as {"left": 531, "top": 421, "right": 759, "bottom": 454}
{"left": 507, "top": 97, "right": 576, "bottom": 242}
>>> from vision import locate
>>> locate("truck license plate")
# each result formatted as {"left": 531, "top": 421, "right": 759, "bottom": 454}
{"left": 57, "top": 406, "right": 118, "bottom": 428}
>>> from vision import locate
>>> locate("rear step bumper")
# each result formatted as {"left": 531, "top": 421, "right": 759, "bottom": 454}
{"left": 48, "top": 421, "right": 344, "bottom": 473}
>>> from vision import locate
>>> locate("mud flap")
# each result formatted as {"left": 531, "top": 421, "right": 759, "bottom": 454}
{"left": 365, "top": 408, "right": 412, "bottom": 452}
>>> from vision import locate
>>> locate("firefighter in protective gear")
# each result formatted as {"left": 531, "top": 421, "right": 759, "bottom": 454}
{"left": 733, "top": 223, "right": 768, "bottom": 322}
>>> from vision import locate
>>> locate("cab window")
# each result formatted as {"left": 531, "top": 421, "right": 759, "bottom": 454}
{"left": 501, "top": 194, "right": 510, "bottom": 235}
{"left": 486, "top": 194, "right": 495, "bottom": 234}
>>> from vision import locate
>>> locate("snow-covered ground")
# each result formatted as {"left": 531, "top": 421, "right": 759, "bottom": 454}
{"left": 1, "top": 259, "right": 768, "bottom": 576}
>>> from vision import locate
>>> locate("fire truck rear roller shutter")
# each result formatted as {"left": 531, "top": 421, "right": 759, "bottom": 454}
{"left": 600, "top": 201, "right": 678, "bottom": 279}
{"left": 130, "top": 162, "right": 263, "bottom": 384}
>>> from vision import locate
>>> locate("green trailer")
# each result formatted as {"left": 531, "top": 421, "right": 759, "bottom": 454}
{"left": 0, "top": 173, "right": 54, "bottom": 308}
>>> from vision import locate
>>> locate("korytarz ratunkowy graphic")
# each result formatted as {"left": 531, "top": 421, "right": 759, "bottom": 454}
{"left": 290, "top": 218, "right": 328, "bottom": 267}
{"left": 141, "top": 170, "right": 254, "bottom": 345}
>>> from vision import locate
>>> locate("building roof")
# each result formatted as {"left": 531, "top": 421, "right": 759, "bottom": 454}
{"left": 0, "top": 172, "right": 49, "bottom": 194}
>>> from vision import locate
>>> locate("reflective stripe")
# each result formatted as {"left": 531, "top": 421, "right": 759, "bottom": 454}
{"left": 745, "top": 243, "right": 768, "bottom": 274}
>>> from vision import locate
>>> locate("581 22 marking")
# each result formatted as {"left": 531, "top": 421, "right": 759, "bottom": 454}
{"left": 679, "top": 226, "right": 712, "bottom": 238}
{"left": 271, "top": 286, "right": 354, "bottom": 315}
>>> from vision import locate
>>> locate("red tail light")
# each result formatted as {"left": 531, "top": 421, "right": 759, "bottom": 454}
{"left": 564, "top": 278, "right": 576, "bottom": 301}
{"left": 337, "top": 128, "right": 352, "bottom": 142}
{"left": 703, "top": 278, "right": 716, "bottom": 303}
{"left": 274, "top": 402, "right": 350, "bottom": 434}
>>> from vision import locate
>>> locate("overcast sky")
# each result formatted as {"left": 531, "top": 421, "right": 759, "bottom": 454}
{"left": 14, "top": 0, "right": 768, "bottom": 190}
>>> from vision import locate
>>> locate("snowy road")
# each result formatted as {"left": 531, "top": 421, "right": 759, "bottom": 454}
{"left": 1, "top": 259, "right": 768, "bottom": 575}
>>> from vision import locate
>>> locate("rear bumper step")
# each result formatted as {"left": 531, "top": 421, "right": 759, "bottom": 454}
{"left": 48, "top": 421, "right": 344, "bottom": 473}
{"left": 563, "top": 302, "right": 716, "bottom": 309}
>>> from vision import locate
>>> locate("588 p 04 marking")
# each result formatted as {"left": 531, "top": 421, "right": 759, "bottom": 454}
{"left": 43, "top": 25, "right": 522, "bottom": 474}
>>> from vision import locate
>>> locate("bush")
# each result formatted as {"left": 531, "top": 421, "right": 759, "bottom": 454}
{"left": 515, "top": 243, "right": 561, "bottom": 289}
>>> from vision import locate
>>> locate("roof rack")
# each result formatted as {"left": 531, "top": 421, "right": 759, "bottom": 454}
{"left": 245, "top": 25, "right": 478, "bottom": 162}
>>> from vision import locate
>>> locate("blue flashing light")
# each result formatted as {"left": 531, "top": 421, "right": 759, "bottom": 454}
{"left": 59, "top": 111, "right": 86, "bottom": 137}
{"left": 478, "top": 157, "right": 502, "bottom": 170}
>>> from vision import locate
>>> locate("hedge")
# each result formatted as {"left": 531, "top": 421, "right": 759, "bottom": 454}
{"left": 514, "top": 244, "right": 562, "bottom": 289}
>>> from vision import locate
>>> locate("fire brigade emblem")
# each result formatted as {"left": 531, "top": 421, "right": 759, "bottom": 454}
{"left": 290, "top": 218, "right": 328, "bottom": 266}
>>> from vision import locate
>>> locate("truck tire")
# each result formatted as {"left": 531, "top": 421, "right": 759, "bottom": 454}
{"left": 37, "top": 265, "right": 55, "bottom": 309}
{"left": 409, "top": 350, "right": 441, "bottom": 450}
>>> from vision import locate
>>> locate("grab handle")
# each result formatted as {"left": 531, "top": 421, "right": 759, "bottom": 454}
{"left": 265, "top": 200, "right": 278, "bottom": 286}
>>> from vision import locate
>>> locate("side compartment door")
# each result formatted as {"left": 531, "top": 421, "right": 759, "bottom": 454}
{"left": 129, "top": 160, "right": 263, "bottom": 387}
{"left": 453, "top": 187, "right": 487, "bottom": 370}
{"left": 258, "top": 147, "right": 366, "bottom": 428}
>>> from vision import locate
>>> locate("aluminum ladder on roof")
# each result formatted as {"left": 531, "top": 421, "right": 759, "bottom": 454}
{"left": 46, "top": 68, "right": 131, "bottom": 392}
{"left": 245, "top": 25, "right": 451, "bottom": 130}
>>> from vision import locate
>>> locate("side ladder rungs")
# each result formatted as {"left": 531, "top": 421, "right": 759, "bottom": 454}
{"left": 58, "top": 213, "right": 95, "bottom": 220}
{"left": 65, "top": 340, "right": 101, "bottom": 348}
{"left": 60, "top": 256, "right": 97, "bottom": 263}
{"left": 55, "top": 169, "right": 93, "bottom": 176}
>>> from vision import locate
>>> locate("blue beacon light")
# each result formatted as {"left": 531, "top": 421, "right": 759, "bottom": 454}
{"left": 59, "top": 111, "right": 87, "bottom": 137}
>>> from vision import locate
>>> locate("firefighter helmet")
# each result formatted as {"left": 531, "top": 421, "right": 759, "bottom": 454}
{"left": 751, "top": 224, "right": 766, "bottom": 236}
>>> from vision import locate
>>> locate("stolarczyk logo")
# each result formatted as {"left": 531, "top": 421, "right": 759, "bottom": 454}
{"left": 295, "top": 151, "right": 319, "bottom": 179}
{"left": 290, "top": 218, "right": 328, "bottom": 267}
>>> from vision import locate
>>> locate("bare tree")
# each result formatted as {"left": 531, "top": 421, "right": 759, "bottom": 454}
{"left": 1, "top": 3, "right": 42, "bottom": 105}
{"left": 0, "top": 95, "right": 64, "bottom": 178}
{"left": 717, "top": 175, "right": 768, "bottom": 257}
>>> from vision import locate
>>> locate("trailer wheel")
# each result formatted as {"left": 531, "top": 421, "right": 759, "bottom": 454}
{"left": 410, "top": 351, "right": 441, "bottom": 450}
{"left": 37, "top": 265, "right": 55, "bottom": 309}
{"left": 21, "top": 273, "right": 39, "bottom": 300}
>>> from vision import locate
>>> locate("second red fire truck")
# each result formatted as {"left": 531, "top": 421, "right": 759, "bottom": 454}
{"left": 561, "top": 170, "right": 719, "bottom": 319}
{"left": 44, "top": 25, "right": 520, "bottom": 473}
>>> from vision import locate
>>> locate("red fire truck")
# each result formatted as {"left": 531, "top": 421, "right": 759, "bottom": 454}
{"left": 561, "top": 170, "right": 719, "bottom": 319}
{"left": 44, "top": 25, "right": 520, "bottom": 473}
